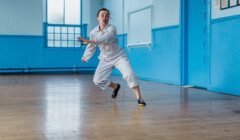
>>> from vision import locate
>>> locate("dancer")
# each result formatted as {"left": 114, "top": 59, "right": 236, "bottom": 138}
{"left": 77, "top": 8, "right": 146, "bottom": 106}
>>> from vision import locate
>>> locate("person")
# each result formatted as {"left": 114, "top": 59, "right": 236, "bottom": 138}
{"left": 77, "top": 8, "right": 146, "bottom": 106}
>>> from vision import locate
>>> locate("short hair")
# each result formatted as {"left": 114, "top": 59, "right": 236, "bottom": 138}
{"left": 97, "top": 8, "right": 110, "bottom": 17}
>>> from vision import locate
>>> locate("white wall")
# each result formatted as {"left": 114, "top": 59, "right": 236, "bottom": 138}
{"left": 0, "top": 0, "right": 43, "bottom": 36}
{"left": 104, "top": 0, "right": 180, "bottom": 34}
{"left": 152, "top": 0, "right": 179, "bottom": 28}
{"left": 104, "top": 0, "right": 124, "bottom": 34}
{"left": 212, "top": 0, "right": 240, "bottom": 19}
{"left": 123, "top": 0, "right": 153, "bottom": 33}
{"left": 83, "top": 0, "right": 103, "bottom": 34}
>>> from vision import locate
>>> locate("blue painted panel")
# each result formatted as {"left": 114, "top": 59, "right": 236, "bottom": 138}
{"left": 188, "top": 0, "right": 208, "bottom": 88}
{"left": 0, "top": 36, "right": 44, "bottom": 68}
{"left": 113, "top": 26, "right": 181, "bottom": 85}
{"left": 210, "top": 15, "right": 240, "bottom": 95}
{"left": 0, "top": 35, "right": 99, "bottom": 73}
{"left": 43, "top": 47, "right": 99, "bottom": 68}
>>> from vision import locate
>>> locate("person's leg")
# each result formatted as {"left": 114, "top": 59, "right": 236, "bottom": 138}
{"left": 108, "top": 82, "right": 118, "bottom": 90}
{"left": 131, "top": 86, "right": 141, "bottom": 100}
{"left": 115, "top": 57, "right": 146, "bottom": 106}
{"left": 93, "top": 60, "right": 120, "bottom": 98}
{"left": 93, "top": 61, "right": 114, "bottom": 90}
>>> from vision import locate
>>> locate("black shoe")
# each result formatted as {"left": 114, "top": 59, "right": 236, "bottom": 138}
{"left": 112, "top": 84, "right": 120, "bottom": 99}
{"left": 138, "top": 98, "right": 146, "bottom": 106}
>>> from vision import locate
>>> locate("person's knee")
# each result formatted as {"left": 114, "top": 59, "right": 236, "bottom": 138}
{"left": 93, "top": 77, "right": 100, "bottom": 86}
{"left": 93, "top": 77, "right": 110, "bottom": 91}
{"left": 93, "top": 77, "right": 106, "bottom": 86}
{"left": 123, "top": 73, "right": 139, "bottom": 88}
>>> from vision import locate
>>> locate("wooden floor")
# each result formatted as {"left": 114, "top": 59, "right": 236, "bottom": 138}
{"left": 0, "top": 74, "right": 240, "bottom": 140}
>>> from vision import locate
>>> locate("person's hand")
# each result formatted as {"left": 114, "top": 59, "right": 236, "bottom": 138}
{"left": 77, "top": 37, "right": 90, "bottom": 45}
{"left": 81, "top": 58, "right": 86, "bottom": 63}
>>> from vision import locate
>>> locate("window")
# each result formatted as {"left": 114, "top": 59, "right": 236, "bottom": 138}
{"left": 46, "top": 0, "right": 85, "bottom": 48}
{"left": 220, "top": 0, "right": 239, "bottom": 10}
{"left": 46, "top": 24, "right": 87, "bottom": 48}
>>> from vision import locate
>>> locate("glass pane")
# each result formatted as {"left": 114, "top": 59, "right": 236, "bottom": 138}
{"left": 55, "top": 34, "right": 60, "bottom": 40}
{"left": 55, "top": 27, "right": 61, "bottom": 33}
{"left": 65, "top": 0, "right": 80, "bottom": 24}
{"left": 55, "top": 41, "right": 61, "bottom": 47}
{"left": 68, "top": 34, "right": 74, "bottom": 40}
{"left": 75, "top": 28, "right": 80, "bottom": 33}
{"left": 75, "top": 41, "right": 81, "bottom": 47}
{"left": 62, "top": 34, "right": 68, "bottom": 40}
{"left": 221, "top": 0, "right": 229, "bottom": 9}
{"left": 230, "top": 0, "right": 237, "bottom": 6}
{"left": 48, "top": 0, "right": 64, "bottom": 24}
{"left": 61, "top": 27, "right": 68, "bottom": 33}
{"left": 48, "top": 34, "right": 54, "bottom": 40}
{"left": 75, "top": 34, "right": 80, "bottom": 40}
{"left": 68, "top": 27, "right": 74, "bottom": 33}
{"left": 48, "top": 41, "right": 54, "bottom": 47}
{"left": 68, "top": 41, "right": 74, "bottom": 47}
{"left": 62, "top": 41, "right": 67, "bottom": 47}
{"left": 48, "top": 27, "right": 54, "bottom": 33}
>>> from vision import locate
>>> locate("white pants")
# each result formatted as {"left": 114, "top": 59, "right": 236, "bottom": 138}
{"left": 93, "top": 56, "right": 139, "bottom": 90}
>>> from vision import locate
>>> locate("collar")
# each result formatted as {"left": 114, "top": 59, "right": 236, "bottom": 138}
{"left": 97, "top": 24, "right": 110, "bottom": 32}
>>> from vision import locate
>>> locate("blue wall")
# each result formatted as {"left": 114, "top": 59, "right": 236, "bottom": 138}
{"left": 209, "top": 15, "right": 240, "bottom": 95}
{"left": 0, "top": 35, "right": 98, "bottom": 73}
{"left": 0, "top": 36, "right": 44, "bottom": 68}
{"left": 114, "top": 25, "right": 181, "bottom": 85}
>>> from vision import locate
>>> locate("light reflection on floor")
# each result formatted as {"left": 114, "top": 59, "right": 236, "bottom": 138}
{"left": 44, "top": 79, "right": 82, "bottom": 139}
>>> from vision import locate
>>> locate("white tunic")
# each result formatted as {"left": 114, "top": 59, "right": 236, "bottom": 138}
{"left": 82, "top": 24, "right": 125, "bottom": 62}
{"left": 82, "top": 24, "right": 139, "bottom": 90}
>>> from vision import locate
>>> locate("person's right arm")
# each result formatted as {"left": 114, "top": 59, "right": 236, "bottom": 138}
{"left": 79, "top": 32, "right": 97, "bottom": 62}
{"left": 81, "top": 43, "right": 97, "bottom": 62}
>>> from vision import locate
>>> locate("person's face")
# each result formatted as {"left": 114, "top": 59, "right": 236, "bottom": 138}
{"left": 97, "top": 10, "right": 109, "bottom": 26}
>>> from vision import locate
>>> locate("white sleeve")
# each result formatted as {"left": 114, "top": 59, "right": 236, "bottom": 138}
{"left": 82, "top": 32, "right": 97, "bottom": 62}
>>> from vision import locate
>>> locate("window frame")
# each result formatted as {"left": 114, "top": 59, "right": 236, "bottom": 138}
{"left": 45, "top": 0, "right": 84, "bottom": 48}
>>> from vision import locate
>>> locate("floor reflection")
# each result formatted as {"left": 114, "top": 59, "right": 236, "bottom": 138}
{"left": 111, "top": 102, "right": 145, "bottom": 126}
{"left": 180, "top": 87, "right": 189, "bottom": 116}
{"left": 44, "top": 80, "right": 82, "bottom": 139}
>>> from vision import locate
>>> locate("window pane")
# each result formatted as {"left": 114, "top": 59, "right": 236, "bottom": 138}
{"left": 55, "top": 41, "right": 61, "bottom": 47}
{"left": 48, "top": 41, "right": 54, "bottom": 47}
{"left": 62, "top": 41, "right": 67, "bottom": 47}
{"left": 75, "top": 34, "right": 80, "bottom": 39}
{"left": 48, "top": 33, "right": 54, "bottom": 40}
{"left": 48, "top": 0, "right": 64, "bottom": 24}
{"left": 48, "top": 27, "right": 54, "bottom": 33}
{"left": 68, "top": 27, "right": 74, "bottom": 33}
{"left": 221, "top": 0, "right": 229, "bottom": 9}
{"left": 75, "top": 28, "right": 80, "bottom": 33}
{"left": 75, "top": 41, "right": 81, "bottom": 47}
{"left": 55, "top": 27, "right": 61, "bottom": 33}
{"left": 65, "top": 0, "right": 80, "bottom": 24}
{"left": 62, "top": 34, "right": 68, "bottom": 40}
{"left": 61, "top": 27, "right": 67, "bottom": 33}
{"left": 68, "top": 34, "right": 74, "bottom": 40}
{"left": 68, "top": 41, "right": 74, "bottom": 47}
{"left": 230, "top": 0, "right": 237, "bottom": 6}
{"left": 55, "top": 34, "right": 60, "bottom": 40}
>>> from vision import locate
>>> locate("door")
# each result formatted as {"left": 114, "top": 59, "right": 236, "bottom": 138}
{"left": 187, "top": 0, "right": 209, "bottom": 88}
